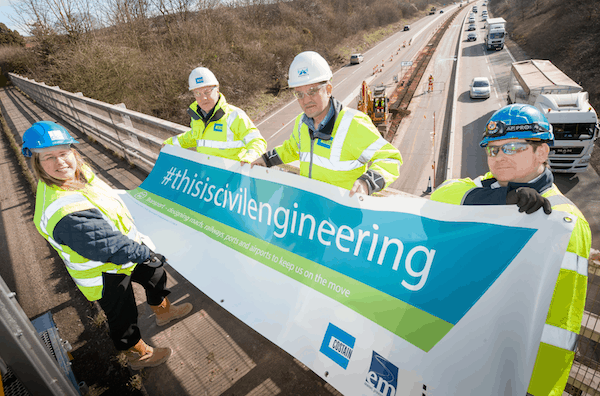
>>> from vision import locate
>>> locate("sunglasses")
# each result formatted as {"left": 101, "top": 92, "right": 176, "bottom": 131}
{"left": 485, "top": 142, "right": 530, "bottom": 157}
{"left": 293, "top": 83, "right": 327, "bottom": 99}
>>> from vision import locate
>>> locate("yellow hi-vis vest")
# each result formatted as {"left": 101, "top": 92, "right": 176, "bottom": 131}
{"left": 164, "top": 94, "right": 266, "bottom": 163}
{"left": 34, "top": 168, "right": 142, "bottom": 301}
{"left": 274, "top": 107, "right": 402, "bottom": 191}
{"left": 431, "top": 172, "right": 591, "bottom": 396}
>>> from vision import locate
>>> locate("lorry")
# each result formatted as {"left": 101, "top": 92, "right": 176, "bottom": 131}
{"left": 357, "top": 81, "right": 388, "bottom": 128}
{"left": 484, "top": 17, "right": 506, "bottom": 50}
{"left": 507, "top": 59, "right": 599, "bottom": 172}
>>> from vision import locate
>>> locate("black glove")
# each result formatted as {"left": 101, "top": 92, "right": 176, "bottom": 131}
{"left": 506, "top": 187, "right": 552, "bottom": 215}
{"left": 141, "top": 252, "right": 167, "bottom": 268}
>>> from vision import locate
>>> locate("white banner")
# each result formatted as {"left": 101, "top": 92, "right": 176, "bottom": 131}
{"left": 120, "top": 145, "right": 574, "bottom": 395}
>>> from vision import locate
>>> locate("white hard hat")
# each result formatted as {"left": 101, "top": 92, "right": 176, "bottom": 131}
{"left": 287, "top": 51, "right": 333, "bottom": 88}
{"left": 188, "top": 67, "right": 219, "bottom": 90}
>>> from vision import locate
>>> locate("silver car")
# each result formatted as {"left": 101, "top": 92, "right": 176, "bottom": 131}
{"left": 470, "top": 77, "right": 491, "bottom": 99}
{"left": 350, "top": 54, "right": 364, "bottom": 65}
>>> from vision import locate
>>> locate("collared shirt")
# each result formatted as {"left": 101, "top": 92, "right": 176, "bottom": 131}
{"left": 303, "top": 99, "right": 335, "bottom": 134}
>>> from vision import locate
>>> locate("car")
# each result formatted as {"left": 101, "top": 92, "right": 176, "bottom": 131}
{"left": 404, "top": 25, "right": 410, "bottom": 31}
{"left": 440, "top": 9, "right": 444, "bottom": 13}
{"left": 468, "top": 17, "right": 475, "bottom": 23}
{"left": 482, "top": 15, "right": 488, "bottom": 21}
{"left": 467, "top": 24, "right": 476, "bottom": 31}
{"left": 467, "top": 32, "right": 477, "bottom": 41}
{"left": 350, "top": 54, "right": 364, "bottom": 65}
{"left": 470, "top": 77, "right": 491, "bottom": 99}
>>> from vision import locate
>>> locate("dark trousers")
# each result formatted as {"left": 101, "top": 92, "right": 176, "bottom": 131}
{"left": 98, "top": 263, "right": 171, "bottom": 351}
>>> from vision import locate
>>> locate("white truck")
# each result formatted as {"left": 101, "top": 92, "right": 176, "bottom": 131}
{"left": 484, "top": 17, "right": 506, "bottom": 50}
{"left": 508, "top": 59, "right": 599, "bottom": 172}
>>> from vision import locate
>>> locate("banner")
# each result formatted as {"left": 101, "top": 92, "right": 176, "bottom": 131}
{"left": 120, "top": 145, "right": 575, "bottom": 395}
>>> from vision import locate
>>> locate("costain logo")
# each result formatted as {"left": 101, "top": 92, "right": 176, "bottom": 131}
{"left": 214, "top": 123, "right": 224, "bottom": 132}
{"left": 319, "top": 323, "right": 355, "bottom": 369}
{"left": 195, "top": 77, "right": 204, "bottom": 84}
{"left": 365, "top": 351, "right": 398, "bottom": 396}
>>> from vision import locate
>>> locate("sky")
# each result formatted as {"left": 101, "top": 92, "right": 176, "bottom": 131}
{"left": 0, "top": 0, "right": 27, "bottom": 36}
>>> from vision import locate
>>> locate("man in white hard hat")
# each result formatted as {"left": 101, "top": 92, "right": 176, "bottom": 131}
{"left": 163, "top": 67, "right": 267, "bottom": 163}
{"left": 251, "top": 51, "right": 402, "bottom": 196}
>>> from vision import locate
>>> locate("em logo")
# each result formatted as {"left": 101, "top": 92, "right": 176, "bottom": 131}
{"left": 297, "top": 67, "right": 309, "bottom": 77}
{"left": 319, "top": 323, "right": 355, "bottom": 369}
{"left": 365, "top": 351, "right": 398, "bottom": 396}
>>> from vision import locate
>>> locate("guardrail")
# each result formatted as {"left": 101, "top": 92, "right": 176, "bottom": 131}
{"left": 0, "top": 274, "right": 81, "bottom": 396}
{"left": 9, "top": 72, "right": 187, "bottom": 174}
{"left": 7, "top": 71, "right": 600, "bottom": 395}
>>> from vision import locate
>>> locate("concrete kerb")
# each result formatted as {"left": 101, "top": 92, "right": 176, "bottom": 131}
{"left": 446, "top": 8, "right": 470, "bottom": 181}
{"left": 390, "top": 7, "right": 467, "bottom": 188}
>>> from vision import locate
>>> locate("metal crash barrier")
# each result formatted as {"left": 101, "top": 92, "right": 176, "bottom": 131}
{"left": 9, "top": 73, "right": 188, "bottom": 174}
{"left": 0, "top": 275, "right": 83, "bottom": 396}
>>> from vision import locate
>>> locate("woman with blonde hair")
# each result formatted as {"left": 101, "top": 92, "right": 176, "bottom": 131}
{"left": 24, "top": 120, "right": 192, "bottom": 370}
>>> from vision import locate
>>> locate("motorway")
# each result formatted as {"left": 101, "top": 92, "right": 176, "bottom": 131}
{"left": 1, "top": 1, "right": 599, "bottom": 395}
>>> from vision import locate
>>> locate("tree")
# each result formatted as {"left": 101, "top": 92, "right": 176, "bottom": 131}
{"left": 0, "top": 23, "right": 25, "bottom": 46}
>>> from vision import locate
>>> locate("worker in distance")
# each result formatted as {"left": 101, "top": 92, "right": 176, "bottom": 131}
{"left": 431, "top": 104, "right": 591, "bottom": 396}
{"left": 162, "top": 67, "right": 267, "bottom": 163}
{"left": 248, "top": 51, "right": 403, "bottom": 197}
{"left": 23, "top": 121, "right": 193, "bottom": 370}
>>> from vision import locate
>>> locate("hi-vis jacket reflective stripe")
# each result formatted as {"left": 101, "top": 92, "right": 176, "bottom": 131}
{"left": 431, "top": 172, "right": 591, "bottom": 396}
{"left": 34, "top": 167, "right": 141, "bottom": 301}
{"left": 164, "top": 94, "right": 266, "bottom": 163}
{"left": 274, "top": 106, "right": 402, "bottom": 191}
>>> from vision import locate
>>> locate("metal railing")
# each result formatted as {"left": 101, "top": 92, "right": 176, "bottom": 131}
{"left": 9, "top": 72, "right": 188, "bottom": 174}
{"left": 7, "top": 72, "right": 600, "bottom": 395}
{"left": 0, "top": 275, "right": 81, "bottom": 396}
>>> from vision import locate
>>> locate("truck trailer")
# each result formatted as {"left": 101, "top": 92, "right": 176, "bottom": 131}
{"left": 507, "top": 59, "right": 599, "bottom": 172}
{"left": 484, "top": 17, "right": 506, "bottom": 50}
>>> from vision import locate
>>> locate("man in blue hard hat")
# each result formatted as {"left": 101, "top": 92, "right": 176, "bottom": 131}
{"left": 431, "top": 104, "right": 591, "bottom": 396}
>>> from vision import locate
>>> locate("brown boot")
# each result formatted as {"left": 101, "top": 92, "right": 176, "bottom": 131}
{"left": 150, "top": 298, "right": 193, "bottom": 326}
{"left": 127, "top": 339, "right": 171, "bottom": 370}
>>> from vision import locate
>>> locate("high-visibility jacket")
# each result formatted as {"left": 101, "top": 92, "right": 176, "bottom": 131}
{"left": 431, "top": 171, "right": 591, "bottom": 396}
{"left": 272, "top": 98, "right": 402, "bottom": 191}
{"left": 164, "top": 94, "right": 266, "bottom": 163}
{"left": 34, "top": 167, "right": 143, "bottom": 301}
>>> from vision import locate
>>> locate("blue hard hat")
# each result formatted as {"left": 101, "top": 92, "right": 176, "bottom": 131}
{"left": 22, "top": 121, "right": 79, "bottom": 157}
{"left": 480, "top": 104, "right": 554, "bottom": 147}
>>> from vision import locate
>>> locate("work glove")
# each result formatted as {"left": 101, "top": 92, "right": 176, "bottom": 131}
{"left": 506, "top": 187, "right": 552, "bottom": 215}
{"left": 141, "top": 252, "right": 167, "bottom": 268}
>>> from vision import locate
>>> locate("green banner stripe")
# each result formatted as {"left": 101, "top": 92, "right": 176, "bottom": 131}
{"left": 131, "top": 189, "right": 453, "bottom": 351}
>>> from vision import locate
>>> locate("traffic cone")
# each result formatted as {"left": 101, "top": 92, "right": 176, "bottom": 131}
{"left": 423, "top": 177, "right": 432, "bottom": 194}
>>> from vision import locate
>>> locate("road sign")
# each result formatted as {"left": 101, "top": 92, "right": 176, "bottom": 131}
{"left": 401, "top": 61, "right": 413, "bottom": 66}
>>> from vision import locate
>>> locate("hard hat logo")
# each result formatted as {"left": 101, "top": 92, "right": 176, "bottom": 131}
{"left": 196, "top": 77, "right": 204, "bottom": 84}
{"left": 48, "top": 129, "right": 68, "bottom": 140}
{"left": 298, "top": 67, "right": 309, "bottom": 77}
